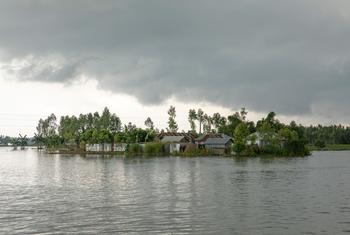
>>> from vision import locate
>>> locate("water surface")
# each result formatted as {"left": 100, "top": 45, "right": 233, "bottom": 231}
{"left": 1, "top": 148, "right": 350, "bottom": 234}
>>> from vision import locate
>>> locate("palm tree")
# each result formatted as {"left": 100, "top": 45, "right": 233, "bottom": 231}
{"left": 18, "top": 134, "right": 28, "bottom": 150}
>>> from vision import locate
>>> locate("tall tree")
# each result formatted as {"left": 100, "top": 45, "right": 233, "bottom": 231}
{"left": 92, "top": 112, "right": 101, "bottom": 130}
{"left": 212, "top": 113, "right": 222, "bottom": 131}
{"left": 109, "top": 113, "right": 122, "bottom": 151}
{"left": 109, "top": 114, "right": 121, "bottom": 133}
{"left": 47, "top": 114, "right": 58, "bottom": 137}
{"left": 197, "top": 109, "right": 204, "bottom": 134}
{"left": 36, "top": 114, "right": 57, "bottom": 138}
{"left": 86, "top": 113, "right": 94, "bottom": 130}
{"left": 188, "top": 109, "right": 197, "bottom": 133}
{"left": 233, "top": 122, "right": 249, "bottom": 156}
{"left": 18, "top": 134, "right": 28, "bottom": 149}
{"left": 203, "top": 114, "right": 213, "bottom": 133}
{"left": 167, "top": 106, "right": 178, "bottom": 132}
{"left": 100, "top": 107, "right": 111, "bottom": 130}
{"left": 240, "top": 107, "right": 248, "bottom": 121}
{"left": 144, "top": 117, "right": 154, "bottom": 130}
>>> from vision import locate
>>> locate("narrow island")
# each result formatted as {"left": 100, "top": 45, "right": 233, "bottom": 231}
{"left": 2, "top": 106, "right": 350, "bottom": 157}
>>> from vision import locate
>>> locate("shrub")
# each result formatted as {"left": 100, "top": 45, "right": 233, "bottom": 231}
{"left": 127, "top": 143, "right": 143, "bottom": 156}
{"left": 79, "top": 141, "right": 86, "bottom": 151}
{"left": 144, "top": 142, "right": 164, "bottom": 156}
{"left": 315, "top": 140, "right": 326, "bottom": 149}
{"left": 232, "top": 142, "right": 246, "bottom": 156}
{"left": 183, "top": 144, "right": 213, "bottom": 157}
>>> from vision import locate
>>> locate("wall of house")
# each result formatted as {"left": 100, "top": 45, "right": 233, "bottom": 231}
{"left": 114, "top": 143, "right": 127, "bottom": 152}
{"left": 86, "top": 144, "right": 101, "bottom": 152}
{"left": 86, "top": 144, "right": 112, "bottom": 152}
{"left": 103, "top": 144, "right": 112, "bottom": 152}
{"left": 205, "top": 144, "right": 231, "bottom": 155}
{"left": 169, "top": 143, "right": 181, "bottom": 153}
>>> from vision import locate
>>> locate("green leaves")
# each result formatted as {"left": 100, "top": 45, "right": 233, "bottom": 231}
{"left": 167, "top": 105, "right": 178, "bottom": 132}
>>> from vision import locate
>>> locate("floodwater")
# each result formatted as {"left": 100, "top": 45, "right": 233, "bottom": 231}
{"left": 1, "top": 148, "right": 350, "bottom": 234}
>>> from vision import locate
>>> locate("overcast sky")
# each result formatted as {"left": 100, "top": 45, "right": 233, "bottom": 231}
{"left": 1, "top": 0, "right": 350, "bottom": 136}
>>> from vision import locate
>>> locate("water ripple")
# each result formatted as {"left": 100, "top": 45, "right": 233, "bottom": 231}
{"left": 1, "top": 149, "right": 350, "bottom": 234}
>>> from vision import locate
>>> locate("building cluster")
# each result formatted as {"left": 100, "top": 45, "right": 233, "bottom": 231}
{"left": 156, "top": 132, "right": 233, "bottom": 155}
{"left": 85, "top": 132, "right": 237, "bottom": 155}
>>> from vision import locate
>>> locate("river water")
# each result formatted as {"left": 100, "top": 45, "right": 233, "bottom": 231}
{"left": 1, "top": 148, "right": 350, "bottom": 234}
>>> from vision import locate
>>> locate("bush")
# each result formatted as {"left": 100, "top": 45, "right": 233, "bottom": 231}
{"left": 144, "top": 142, "right": 164, "bottom": 156}
{"left": 183, "top": 143, "right": 199, "bottom": 157}
{"left": 260, "top": 144, "right": 283, "bottom": 155}
{"left": 233, "top": 142, "right": 246, "bottom": 156}
{"left": 315, "top": 140, "right": 326, "bottom": 149}
{"left": 79, "top": 141, "right": 86, "bottom": 151}
{"left": 127, "top": 143, "right": 143, "bottom": 156}
{"left": 183, "top": 144, "right": 213, "bottom": 157}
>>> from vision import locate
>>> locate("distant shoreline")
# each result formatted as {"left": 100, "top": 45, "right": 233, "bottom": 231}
{"left": 307, "top": 144, "right": 350, "bottom": 151}
{"left": 3, "top": 145, "right": 350, "bottom": 157}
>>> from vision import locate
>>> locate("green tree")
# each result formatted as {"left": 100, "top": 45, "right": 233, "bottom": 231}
{"left": 100, "top": 107, "right": 111, "bottom": 130}
{"left": 93, "top": 112, "right": 101, "bottom": 130}
{"left": 240, "top": 107, "right": 248, "bottom": 121}
{"left": 109, "top": 113, "right": 121, "bottom": 151}
{"left": 197, "top": 109, "right": 204, "bottom": 134}
{"left": 35, "top": 114, "right": 58, "bottom": 147}
{"left": 218, "top": 112, "right": 242, "bottom": 137}
{"left": 167, "top": 106, "right": 178, "bottom": 132}
{"left": 18, "top": 134, "right": 28, "bottom": 149}
{"left": 212, "top": 112, "right": 226, "bottom": 132}
{"left": 233, "top": 122, "right": 249, "bottom": 155}
{"left": 188, "top": 109, "right": 197, "bottom": 133}
{"left": 59, "top": 115, "right": 79, "bottom": 144}
{"left": 144, "top": 117, "right": 154, "bottom": 130}
{"left": 203, "top": 114, "right": 213, "bottom": 133}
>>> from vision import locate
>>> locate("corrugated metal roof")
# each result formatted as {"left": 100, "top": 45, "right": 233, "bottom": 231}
{"left": 204, "top": 137, "right": 233, "bottom": 145}
{"left": 161, "top": 136, "right": 186, "bottom": 143}
{"left": 156, "top": 132, "right": 195, "bottom": 141}
{"left": 195, "top": 133, "right": 232, "bottom": 142}
{"left": 195, "top": 133, "right": 220, "bottom": 141}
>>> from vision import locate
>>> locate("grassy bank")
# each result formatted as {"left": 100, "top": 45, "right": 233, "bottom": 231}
{"left": 308, "top": 144, "right": 350, "bottom": 151}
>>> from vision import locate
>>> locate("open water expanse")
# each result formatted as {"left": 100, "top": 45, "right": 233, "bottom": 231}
{"left": 1, "top": 148, "right": 350, "bottom": 234}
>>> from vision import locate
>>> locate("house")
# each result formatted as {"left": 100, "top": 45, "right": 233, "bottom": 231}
{"left": 202, "top": 136, "right": 233, "bottom": 155}
{"left": 195, "top": 133, "right": 223, "bottom": 146}
{"left": 157, "top": 132, "right": 194, "bottom": 153}
{"left": 196, "top": 133, "right": 232, "bottom": 146}
{"left": 86, "top": 143, "right": 112, "bottom": 152}
{"left": 114, "top": 143, "right": 127, "bottom": 152}
{"left": 247, "top": 132, "right": 265, "bottom": 147}
{"left": 247, "top": 132, "right": 281, "bottom": 148}
{"left": 156, "top": 132, "right": 195, "bottom": 142}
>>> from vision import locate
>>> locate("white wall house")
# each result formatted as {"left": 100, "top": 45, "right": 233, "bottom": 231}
{"left": 86, "top": 144, "right": 112, "bottom": 152}
{"left": 86, "top": 143, "right": 126, "bottom": 152}
{"left": 160, "top": 136, "right": 187, "bottom": 154}
{"left": 114, "top": 143, "right": 127, "bottom": 152}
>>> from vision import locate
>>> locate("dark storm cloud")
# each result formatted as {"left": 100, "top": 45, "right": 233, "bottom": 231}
{"left": 1, "top": 0, "right": 350, "bottom": 118}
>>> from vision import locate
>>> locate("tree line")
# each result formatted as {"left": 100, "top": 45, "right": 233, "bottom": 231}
{"left": 2, "top": 106, "right": 348, "bottom": 155}
{"left": 34, "top": 107, "right": 157, "bottom": 150}
{"left": 31, "top": 106, "right": 310, "bottom": 155}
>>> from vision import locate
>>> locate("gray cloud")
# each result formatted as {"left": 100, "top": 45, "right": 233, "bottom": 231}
{"left": 1, "top": 0, "right": 350, "bottom": 120}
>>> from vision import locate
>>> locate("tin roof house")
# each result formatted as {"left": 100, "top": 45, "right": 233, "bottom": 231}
{"left": 202, "top": 136, "right": 233, "bottom": 155}
{"left": 195, "top": 133, "right": 234, "bottom": 155}
{"left": 157, "top": 132, "right": 195, "bottom": 154}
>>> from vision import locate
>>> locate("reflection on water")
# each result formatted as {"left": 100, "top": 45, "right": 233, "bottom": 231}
{"left": 1, "top": 148, "right": 350, "bottom": 234}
